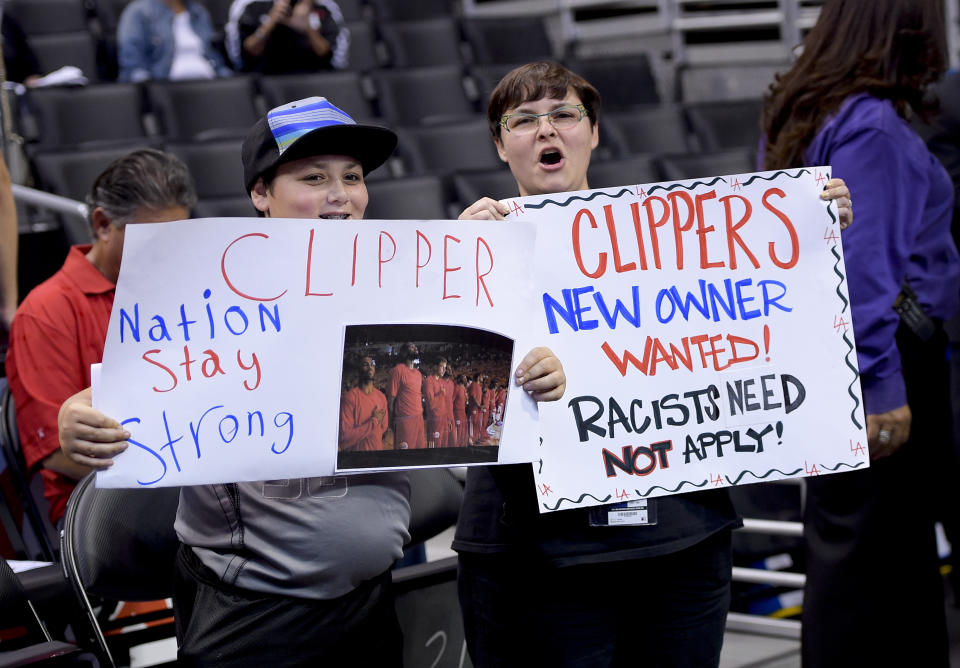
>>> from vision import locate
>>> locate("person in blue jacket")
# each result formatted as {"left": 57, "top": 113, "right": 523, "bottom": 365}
{"left": 762, "top": 1, "right": 960, "bottom": 665}
{"left": 117, "top": 0, "right": 232, "bottom": 82}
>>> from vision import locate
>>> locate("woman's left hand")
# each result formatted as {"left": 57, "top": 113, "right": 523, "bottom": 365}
{"left": 821, "top": 177, "right": 853, "bottom": 229}
{"left": 515, "top": 347, "right": 566, "bottom": 402}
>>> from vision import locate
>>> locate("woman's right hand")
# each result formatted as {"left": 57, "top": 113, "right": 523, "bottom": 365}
{"left": 458, "top": 197, "right": 510, "bottom": 221}
{"left": 57, "top": 387, "right": 129, "bottom": 469}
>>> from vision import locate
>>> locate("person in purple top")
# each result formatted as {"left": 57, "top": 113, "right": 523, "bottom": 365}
{"left": 762, "top": 1, "right": 959, "bottom": 665}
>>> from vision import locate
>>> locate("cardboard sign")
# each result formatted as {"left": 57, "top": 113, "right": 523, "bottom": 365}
{"left": 502, "top": 167, "right": 868, "bottom": 512}
{"left": 95, "top": 218, "right": 542, "bottom": 487}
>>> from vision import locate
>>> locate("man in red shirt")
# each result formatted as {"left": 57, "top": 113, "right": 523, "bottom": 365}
{"left": 495, "top": 382, "right": 507, "bottom": 423}
{"left": 422, "top": 358, "right": 448, "bottom": 448}
{"left": 6, "top": 149, "right": 195, "bottom": 526}
{"left": 440, "top": 364, "right": 456, "bottom": 447}
{"left": 338, "top": 356, "right": 388, "bottom": 452}
{"left": 387, "top": 342, "right": 425, "bottom": 450}
{"left": 468, "top": 373, "right": 484, "bottom": 446}
{"left": 452, "top": 374, "right": 468, "bottom": 447}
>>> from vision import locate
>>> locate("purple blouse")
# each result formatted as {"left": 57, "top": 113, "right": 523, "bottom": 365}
{"left": 806, "top": 92, "right": 960, "bottom": 414}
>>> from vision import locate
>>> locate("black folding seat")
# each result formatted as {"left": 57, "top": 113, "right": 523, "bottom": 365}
{"left": 396, "top": 119, "right": 499, "bottom": 174}
{"left": 24, "top": 84, "right": 146, "bottom": 149}
{"left": 31, "top": 143, "right": 160, "bottom": 202}
{"left": 451, "top": 168, "right": 517, "bottom": 211}
{"left": 145, "top": 76, "right": 260, "bottom": 141}
{"left": 90, "top": 0, "right": 133, "bottom": 35}
{"left": 344, "top": 20, "right": 381, "bottom": 71}
{"left": 167, "top": 139, "right": 245, "bottom": 200}
{"left": 193, "top": 197, "right": 258, "bottom": 218}
{"left": 379, "top": 17, "right": 462, "bottom": 68}
{"left": 677, "top": 62, "right": 787, "bottom": 103}
{"left": 26, "top": 32, "right": 101, "bottom": 83}
{"left": 587, "top": 154, "right": 660, "bottom": 190}
{"left": 365, "top": 175, "right": 448, "bottom": 220}
{"left": 5, "top": 0, "right": 89, "bottom": 34}
{"left": 366, "top": 0, "right": 455, "bottom": 21}
{"left": 685, "top": 99, "right": 764, "bottom": 151}
{"left": 604, "top": 106, "right": 692, "bottom": 156}
{"left": 461, "top": 16, "right": 554, "bottom": 65}
{"left": 371, "top": 65, "right": 477, "bottom": 126}
{"left": 565, "top": 55, "right": 660, "bottom": 110}
{"left": 657, "top": 148, "right": 756, "bottom": 182}
{"left": 259, "top": 71, "right": 376, "bottom": 121}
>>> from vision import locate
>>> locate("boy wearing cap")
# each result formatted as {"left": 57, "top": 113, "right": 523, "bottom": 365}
{"left": 58, "top": 96, "right": 565, "bottom": 666}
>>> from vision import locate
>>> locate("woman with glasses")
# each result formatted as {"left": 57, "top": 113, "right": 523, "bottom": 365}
{"left": 456, "top": 61, "right": 852, "bottom": 667}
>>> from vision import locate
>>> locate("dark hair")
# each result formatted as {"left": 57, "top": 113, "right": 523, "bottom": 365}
{"left": 487, "top": 61, "right": 601, "bottom": 140}
{"left": 762, "top": 0, "right": 945, "bottom": 170}
{"left": 87, "top": 148, "right": 197, "bottom": 229}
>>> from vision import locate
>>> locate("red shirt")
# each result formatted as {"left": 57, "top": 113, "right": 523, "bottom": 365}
{"left": 441, "top": 377, "right": 455, "bottom": 417}
{"left": 388, "top": 363, "right": 423, "bottom": 417}
{"left": 468, "top": 382, "right": 482, "bottom": 413}
{"left": 423, "top": 374, "right": 446, "bottom": 417}
{"left": 338, "top": 386, "right": 388, "bottom": 452}
{"left": 453, "top": 384, "right": 467, "bottom": 419}
{"left": 7, "top": 246, "right": 114, "bottom": 524}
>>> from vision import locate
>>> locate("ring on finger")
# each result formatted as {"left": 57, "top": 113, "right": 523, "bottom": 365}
{"left": 878, "top": 429, "right": 891, "bottom": 444}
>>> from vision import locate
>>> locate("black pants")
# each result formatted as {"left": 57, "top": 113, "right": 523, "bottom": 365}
{"left": 173, "top": 544, "right": 403, "bottom": 667}
{"left": 458, "top": 529, "right": 732, "bottom": 668}
{"left": 802, "top": 325, "right": 950, "bottom": 667}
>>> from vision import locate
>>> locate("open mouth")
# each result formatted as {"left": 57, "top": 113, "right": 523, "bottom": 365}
{"left": 319, "top": 213, "right": 350, "bottom": 219}
{"left": 539, "top": 150, "right": 563, "bottom": 166}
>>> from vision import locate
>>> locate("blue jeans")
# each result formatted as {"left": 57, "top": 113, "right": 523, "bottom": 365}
{"left": 457, "top": 529, "right": 732, "bottom": 668}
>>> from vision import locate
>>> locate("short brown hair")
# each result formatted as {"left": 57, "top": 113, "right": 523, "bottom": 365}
{"left": 487, "top": 61, "right": 601, "bottom": 140}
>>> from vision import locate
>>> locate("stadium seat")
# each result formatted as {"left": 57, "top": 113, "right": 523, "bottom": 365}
{"left": 461, "top": 16, "right": 555, "bottom": 65}
{"left": 259, "top": 71, "right": 376, "bottom": 121}
{"left": 677, "top": 62, "right": 787, "bottom": 103}
{"left": 23, "top": 84, "right": 146, "bottom": 150}
{"left": 604, "top": 106, "right": 692, "bottom": 155}
{"left": 365, "top": 175, "right": 448, "bottom": 220}
{"left": 587, "top": 154, "right": 660, "bottom": 190}
{"left": 26, "top": 32, "right": 101, "bottom": 83}
{"left": 0, "top": 379, "right": 58, "bottom": 563}
{"left": 5, "top": 0, "right": 89, "bottom": 35}
{"left": 145, "top": 77, "right": 260, "bottom": 141}
{"left": 451, "top": 168, "right": 518, "bottom": 211}
{"left": 685, "top": 99, "right": 764, "bottom": 151}
{"left": 193, "top": 197, "right": 257, "bottom": 219}
{"left": 167, "top": 139, "right": 245, "bottom": 200}
{"left": 335, "top": 0, "right": 366, "bottom": 23}
{"left": 31, "top": 143, "right": 159, "bottom": 203}
{"left": 61, "top": 474, "right": 180, "bottom": 668}
{"left": 407, "top": 469, "right": 463, "bottom": 546}
{"left": 366, "top": 0, "right": 455, "bottom": 21}
{"left": 0, "top": 556, "right": 89, "bottom": 666}
{"left": 379, "top": 17, "right": 463, "bottom": 68}
{"left": 371, "top": 65, "right": 477, "bottom": 126}
{"left": 89, "top": 0, "right": 132, "bottom": 35}
{"left": 344, "top": 20, "right": 381, "bottom": 71}
{"left": 565, "top": 55, "right": 660, "bottom": 110}
{"left": 395, "top": 119, "right": 500, "bottom": 174}
{"left": 657, "top": 148, "right": 756, "bottom": 182}
{"left": 468, "top": 62, "right": 528, "bottom": 102}
{"left": 203, "top": 0, "right": 233, "bottom": 31}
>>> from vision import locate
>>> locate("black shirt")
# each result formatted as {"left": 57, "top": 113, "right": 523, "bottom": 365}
{"left": 2, "top": 15, "right": 40, "bottom": 83}
{"left": 236, "top": 0, "right": 345, "bottom": 74}
{"left": 453, "top": 463, "right": 740, "bottom": 567}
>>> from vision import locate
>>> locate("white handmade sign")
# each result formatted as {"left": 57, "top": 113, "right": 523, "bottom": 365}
{"left": 95, "top": 218, "right": 542, "bottom": 487}
{"left": 502, "top": 167, "right": 868, "bottom": 513}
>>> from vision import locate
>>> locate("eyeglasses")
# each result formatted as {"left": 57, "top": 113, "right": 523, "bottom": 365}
{"left": 499, "top": 104, "right": 588, "bottom": 134}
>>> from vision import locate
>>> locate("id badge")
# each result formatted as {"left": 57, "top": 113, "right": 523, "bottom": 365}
{"left": 588, "top": 499, "right": 657, "bottom": 527}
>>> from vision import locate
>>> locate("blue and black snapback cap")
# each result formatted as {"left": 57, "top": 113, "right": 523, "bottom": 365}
{"left": 242, "top": 96, "right": 397, "bottom": 192}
